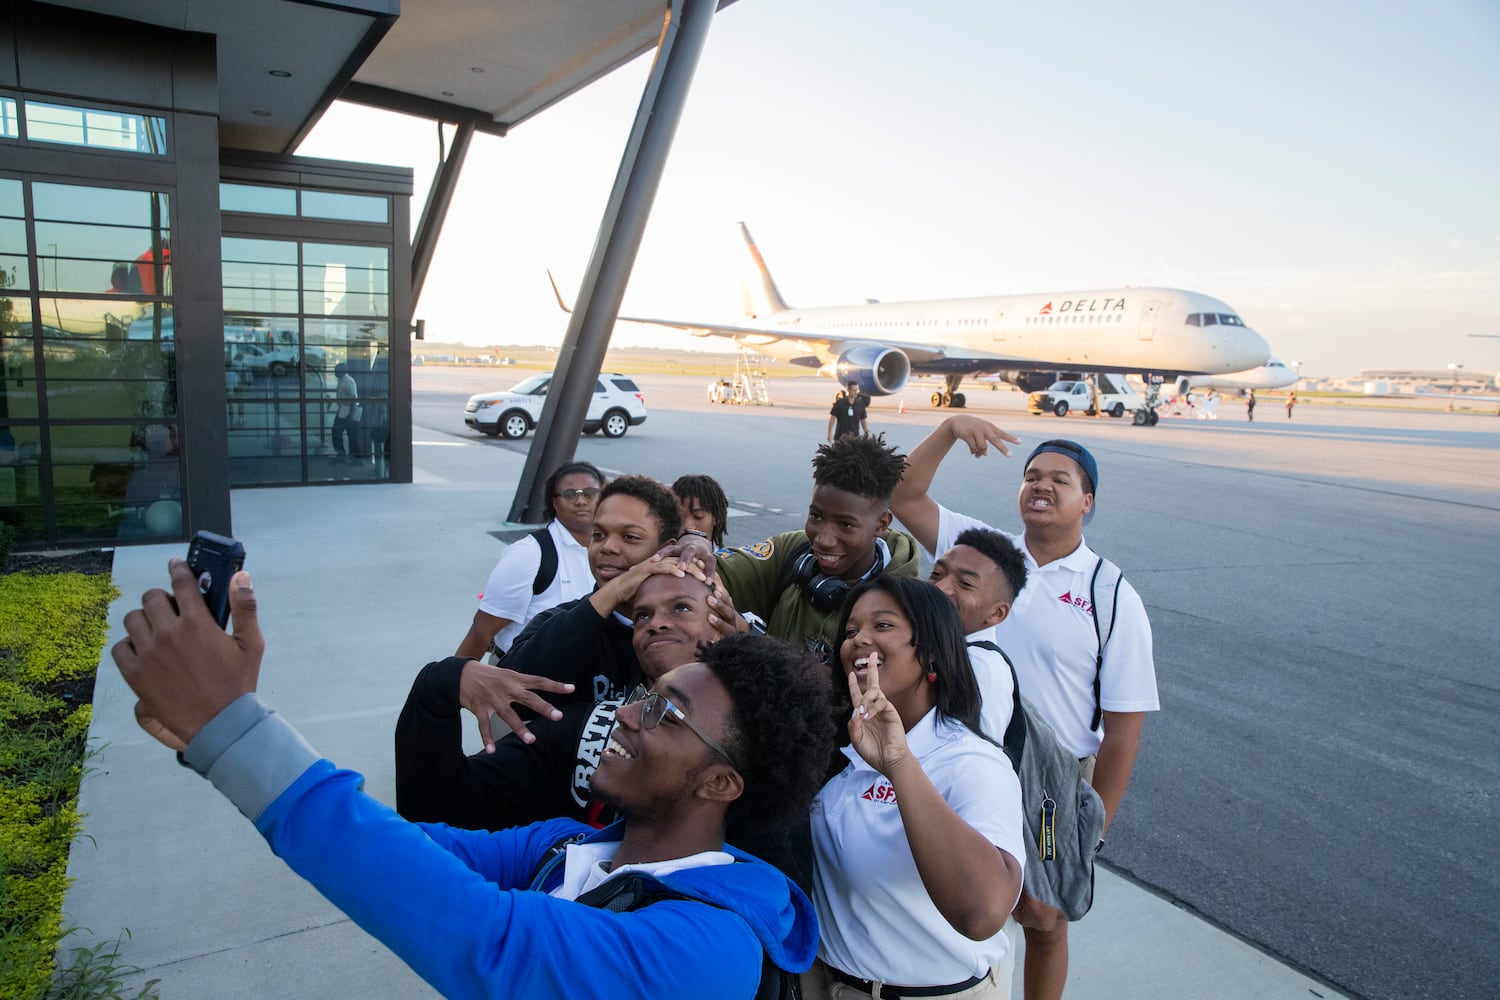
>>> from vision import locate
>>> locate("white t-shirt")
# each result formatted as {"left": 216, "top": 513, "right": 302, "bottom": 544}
{"left": 811, "top": 710, "right": 1025, "bottom": 986}
{"left": 550, "top": 840, "right": 733, "bottom": 901}
{"left": 933, "top": 505, "right": 1158, "bottom": 757}
{"left": 478, "top": 519, "right": 593, "bottom": 653}
{"left": 967, "top": 624, "right": 1015, "bottom": 742}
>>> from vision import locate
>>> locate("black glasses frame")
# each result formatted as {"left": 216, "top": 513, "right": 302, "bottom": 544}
{"left": 622, "top": 685, "right": 739, "bottom": 771}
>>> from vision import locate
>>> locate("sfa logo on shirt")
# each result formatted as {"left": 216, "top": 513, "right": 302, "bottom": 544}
{"left": 861, "top": 781, "right": 898, "bottom": 805}
{"left": 1058, "top": 591, "right": 1095, "bottom": 617}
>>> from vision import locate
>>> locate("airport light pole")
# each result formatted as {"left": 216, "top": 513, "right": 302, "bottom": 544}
{"left": 1447, "top": 362, "right": 1463, "bottom": 411}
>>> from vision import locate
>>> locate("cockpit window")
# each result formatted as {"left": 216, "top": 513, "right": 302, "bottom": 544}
{"left": 1185, "top": 313, "right": 1202, "bottom": 326}
{"left": 1218, "top": 314, "right": 1244, "bottom": 326}
{"left": 1202, "top": 313, "right": 1219, "bottom": 325}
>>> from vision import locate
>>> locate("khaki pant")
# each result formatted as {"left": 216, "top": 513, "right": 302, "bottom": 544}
{"left": 800, "top": 929, "right": 1015, "bottom": 1000}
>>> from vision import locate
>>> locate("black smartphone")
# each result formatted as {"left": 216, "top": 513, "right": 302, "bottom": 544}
{"left": 185, "top": 530, "right": 246, "bottom": 629}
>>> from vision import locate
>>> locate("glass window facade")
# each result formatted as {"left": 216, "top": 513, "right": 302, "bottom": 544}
{"left": 1, "top": 176, "right": 181, "bottom": 545}
{"left": 222, "top": 237, "right": 391, "bottom": 485}
{"left": 23, "top": 100, "right": 168, "bottom": 155}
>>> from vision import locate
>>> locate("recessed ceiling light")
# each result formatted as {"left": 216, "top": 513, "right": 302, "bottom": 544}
{"left": 252, "top": 110, "right": 272, "bottom": 117}
{"left": 269, "top": 70, "right": 292, "bottom": 78}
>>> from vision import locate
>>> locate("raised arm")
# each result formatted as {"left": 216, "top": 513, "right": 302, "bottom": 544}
{"left": 890, "top": 415, "right": 1020, "bottom": 554}
{"left": 845, "top": 658, "right": 1021, "bottom": 940}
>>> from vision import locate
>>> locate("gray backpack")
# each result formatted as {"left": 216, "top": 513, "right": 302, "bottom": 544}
{"left": 970, "top": 640, "right": 1106, "bottom": 921}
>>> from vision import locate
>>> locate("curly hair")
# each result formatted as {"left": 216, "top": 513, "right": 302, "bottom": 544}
{"left": 702, "top": 633, "right": 835, "bottom": 829}
{"left": 671, "top": 474, "right": 729, "bottom": 547}
{"left": 541, "top": 461, "right": 605, "bottom": 522}
{"left": 835, "top": 575, "right": 985, "bottom": 739}
{"left": 953, "top": 527, "right": 1028, "bottom": 604}
{"left": 812, "top": 433, "right": 908, "bottom": 502}
{"left": 597, "top": 474, "right": 683, "bottom": 544}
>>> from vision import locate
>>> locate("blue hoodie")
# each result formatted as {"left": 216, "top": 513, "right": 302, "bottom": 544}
{"left": 185, "top": 694, "right": 817, "bottom": 1000}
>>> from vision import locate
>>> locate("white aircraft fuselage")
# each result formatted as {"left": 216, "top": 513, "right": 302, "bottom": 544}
{"left": 1175, "top": 357, "right": 1298, "bottom": 393}
{"left": 741, "top": 288, "right": 1270, "bottom": 379}
{"left": 608, "top": 223, "right": 1273, "bottom": 407}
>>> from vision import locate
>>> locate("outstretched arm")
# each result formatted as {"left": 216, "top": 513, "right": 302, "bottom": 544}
{"left": 890, "top": 415, "right": 1020, "bottom": 554}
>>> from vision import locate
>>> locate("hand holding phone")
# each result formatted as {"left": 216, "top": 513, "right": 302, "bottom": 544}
{"left": 185, "top": 530, "right": 246, "bottom": 629}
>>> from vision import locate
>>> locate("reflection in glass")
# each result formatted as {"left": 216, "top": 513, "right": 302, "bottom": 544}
{"left": 46, "top": 422, "right": 181, "bottom": 541}
{"left": 34, "top": 183, "right": 171, "bottom": 227}
{"left": 223, "top": 237, "right": 299, "bottom": 315}
{"left": 0, "top": 98, "right": 17, "bottom": 140}
{"left": 32, "top": 226, "right": 171, "bottom": 296}
{"left": 303, "top": 243, "right": 389, "bottom": 317}
{"left": 221, "top": 183, "right": 296, "bottom": 216}
{"left": 25, "top": 101, "right": 168, "bottom": 155}
{"left": 300, "top": 190, "right": 388, "bottom": 223}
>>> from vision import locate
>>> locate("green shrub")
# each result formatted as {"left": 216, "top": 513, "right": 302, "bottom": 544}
{"left": 0, "top": 569, "right": 121, "bottom": 1000}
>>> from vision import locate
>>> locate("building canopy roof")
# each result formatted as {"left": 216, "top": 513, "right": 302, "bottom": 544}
{"left": 48, "top": 0, "right": 690, "bottom": 151}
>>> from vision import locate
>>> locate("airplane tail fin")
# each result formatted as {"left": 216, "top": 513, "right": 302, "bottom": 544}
{"left": 737, "top": 222, "right": 790, "bottom": 319}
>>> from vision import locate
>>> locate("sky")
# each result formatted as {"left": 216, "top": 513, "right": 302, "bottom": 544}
{"left": 295, "top": 0, "right": 1500, "bottom": 379}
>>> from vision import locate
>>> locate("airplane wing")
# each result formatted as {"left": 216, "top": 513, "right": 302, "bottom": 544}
{"left": 546, "top": 271, "right": 1013, "bottom": 368}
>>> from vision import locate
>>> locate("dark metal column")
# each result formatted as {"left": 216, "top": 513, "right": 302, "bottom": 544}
{"left": 508, "top": 0, "right": 718, "bottom": 522}
{"left": 411, "top": 120, "right": 474, "bottom": 306}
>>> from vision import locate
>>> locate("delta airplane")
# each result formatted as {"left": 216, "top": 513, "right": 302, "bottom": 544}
{"left": 1172, "top": 356, "right": 1298, "bottom": 395}
{"left": 587, "top": 223, "right": 1271, "bottom": 409}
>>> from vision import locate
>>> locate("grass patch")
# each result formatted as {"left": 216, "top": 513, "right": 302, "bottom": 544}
{"left": 0, "top": 563, "right": 148, "bottom": 999}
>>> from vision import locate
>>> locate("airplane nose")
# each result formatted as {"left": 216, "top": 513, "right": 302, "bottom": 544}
{"left": 1225, "top": 326, "right": 1271, "bottom": 372}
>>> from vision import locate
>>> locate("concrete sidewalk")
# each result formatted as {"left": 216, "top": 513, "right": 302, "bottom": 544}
{"left": 63, "top": 439, "right": 1344, "bottom": 998}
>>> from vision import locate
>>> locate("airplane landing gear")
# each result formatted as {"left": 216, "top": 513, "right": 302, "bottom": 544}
{"left": 930, "top": 377, "right": 967, "bottom": 408}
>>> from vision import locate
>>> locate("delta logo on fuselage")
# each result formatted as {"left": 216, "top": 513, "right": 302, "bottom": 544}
{"left": 1038, "top": 298, "right": 1129, "bottom": 316}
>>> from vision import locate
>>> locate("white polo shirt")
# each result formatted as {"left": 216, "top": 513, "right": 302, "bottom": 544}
{"left": 478, "top": 518, "right": 593, "bottom": 653}
{"left": 932, "top": 505, "right": 1158, "bottom": 758}
{"left": 810, "top": 710, "right": 1025, "bottom": 986}
{"left": 967, "top": 624, "right": 1016, "bottom": 743}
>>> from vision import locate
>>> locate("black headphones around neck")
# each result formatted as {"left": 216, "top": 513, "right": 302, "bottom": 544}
{"left": 790, "top": 545, "right": 886, "bottom": 613}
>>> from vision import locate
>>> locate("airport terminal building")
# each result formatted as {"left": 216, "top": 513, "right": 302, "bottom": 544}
{"left": 0, "top": 0, "right": 696, "bottom": 550}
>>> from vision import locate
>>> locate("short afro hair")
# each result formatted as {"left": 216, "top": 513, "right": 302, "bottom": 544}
{"left": 702, "top": 633, "right": 835, "bottom": 830}
{"left": 953, "top": 527, "right": 1028, "bottom": 604}
{"left": 597, "top": 475, "right": 683, "bottom": 546}
{"left": 811, "top": 433, "right": 908, "bottom": 503}
{"left": 672, "top": 474, "right": 729, "bottom": 547}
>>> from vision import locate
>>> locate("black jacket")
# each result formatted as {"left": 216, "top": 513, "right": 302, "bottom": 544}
{"left": 504, "top": 596, "right": 641, "bottom": 703}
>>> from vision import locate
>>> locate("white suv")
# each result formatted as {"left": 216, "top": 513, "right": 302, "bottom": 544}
{"left": 465, "top": 372, "right": 648, "bottom": 439}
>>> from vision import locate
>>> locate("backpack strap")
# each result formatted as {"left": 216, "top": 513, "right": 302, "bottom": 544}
{"left": 526, "top": 831, "right": 587, "bottom": 892}
{"left": 1087, "top": 557, "right": 1123, "bottom": 732}
{"left": 530, "top": 525, "right": 559, "bottom": 596}
{"left": 570, "top": 868, "right": 796, "bottom": 1000}
{"left": 969, "top": 639, "right": 1025, "bottom": 770}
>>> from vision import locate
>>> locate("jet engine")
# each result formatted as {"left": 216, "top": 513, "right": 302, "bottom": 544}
{"left": 832, "top": 346, "right": 910, "bottom": 396}
{"left": 997, "top": 370, "right": 1061, "bottom": 394}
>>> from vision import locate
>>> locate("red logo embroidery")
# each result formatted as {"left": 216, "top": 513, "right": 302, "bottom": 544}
{"left": 861, "top": 781, "right": 898, "bottom": 804}
{"left": 1058, "top": 591, "right": 1095, "bottom": 616}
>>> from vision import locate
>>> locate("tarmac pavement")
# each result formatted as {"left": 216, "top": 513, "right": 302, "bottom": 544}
{"left": 64, "top": 434, "right": 1347, "bottom": 999}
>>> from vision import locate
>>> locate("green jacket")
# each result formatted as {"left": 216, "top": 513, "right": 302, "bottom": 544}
{"left": 716, "top": 529, "right": 921, "bottom": 663}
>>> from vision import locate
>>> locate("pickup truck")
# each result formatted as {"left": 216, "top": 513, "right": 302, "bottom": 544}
{"left": 1028, "top": 375, "right": 1142, "bottom": 418}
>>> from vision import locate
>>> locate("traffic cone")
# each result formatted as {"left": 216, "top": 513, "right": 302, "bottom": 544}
{"left": 898, "top": 399, "right": 906, "bottom": 414}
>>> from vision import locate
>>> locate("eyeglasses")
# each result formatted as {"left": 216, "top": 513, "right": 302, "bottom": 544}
{"left": 622, "top": 685, "right": 739, "bottom": 771}
{"left": 556, "top": 487, "right": 601, "bottom": 502}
